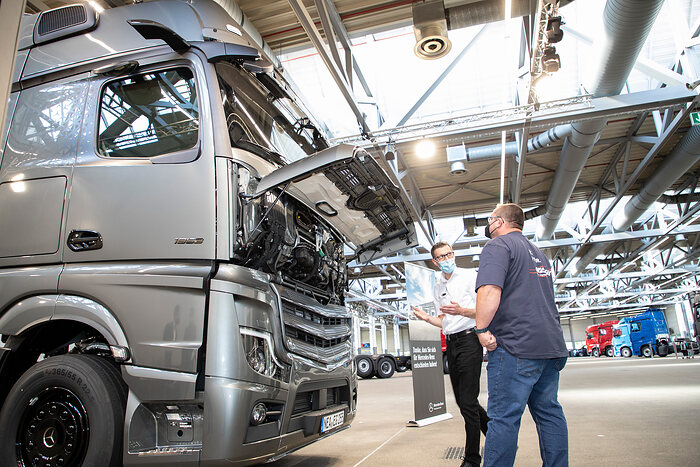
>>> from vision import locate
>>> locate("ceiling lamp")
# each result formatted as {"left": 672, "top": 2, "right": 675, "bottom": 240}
{"left": 416, "top": 139, "right": 435, "bottom": 158}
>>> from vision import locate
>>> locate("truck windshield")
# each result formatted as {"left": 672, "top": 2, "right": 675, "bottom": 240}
{"left": 215, "top": 62, "right": 321, "bottom": 164}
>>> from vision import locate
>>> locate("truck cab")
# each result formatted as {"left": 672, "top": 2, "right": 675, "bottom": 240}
{"left": 612, "top": 310, "right": 669, "bottom": 358}
{"left": 612, "top": 320, "right": 633, "bottom": 357}
{"left": 585, "top": 320, "right": 618, "bottom": 357}
{"left": 0, "top": 1, "right": 416, "bottom": 465}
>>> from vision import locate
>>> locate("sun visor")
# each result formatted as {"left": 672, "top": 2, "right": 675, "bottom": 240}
{"left": 252, "top": 145, "right": 417, "bottom": 262}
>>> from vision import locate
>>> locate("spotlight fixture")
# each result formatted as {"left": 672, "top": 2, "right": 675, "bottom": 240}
{"left": 546, "top": 16, "right": 563, "bottom": 43}
{"left": 540, "top": 46, "right": 561, "bottom": 73}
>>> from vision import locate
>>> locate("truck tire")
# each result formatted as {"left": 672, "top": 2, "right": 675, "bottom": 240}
{"left": 443, "top": 353, "right": 449, "bottom": 374}
{"left": 592, "top": 347, "right": 600, "bottom": 357}
{"left": 356, "top": 356, "right": 374, "bottom": 379}
{"left": 0, "top": 355, "right": 125, "bottom": 467}
{"left": 376, "top": 357, "right": 395, "bottom": 378}
{"left": 657, "top": 344, "right": 668, "bottom": 357}
{"left": 642, "top": 345, "right": 653, "bottom": 358}
{"left": 621, "top": 347, "right": 632, "bottom": 358}
{"left": 605, "top": 347, "right": 614, "bottom": 357}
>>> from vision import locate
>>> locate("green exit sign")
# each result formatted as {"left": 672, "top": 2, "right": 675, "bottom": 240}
{"left": 691, "top": 112, "right": 700, "bottom": 126}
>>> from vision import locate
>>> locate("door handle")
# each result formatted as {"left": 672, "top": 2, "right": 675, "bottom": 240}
{"left": 67, "top": 230, "right": 103, "bottom": 251}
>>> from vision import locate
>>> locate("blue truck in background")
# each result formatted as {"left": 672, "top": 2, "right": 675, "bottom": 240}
{"left": 612, "top": 309, "right": 670, "bottom": 357}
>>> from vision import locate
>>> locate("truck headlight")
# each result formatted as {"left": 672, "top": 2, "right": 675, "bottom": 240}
{"left": 247, "top": 346, "right": 267, "bottom": 374}
{"left": 240, "top": 327, "right": 290, "bottom": 382}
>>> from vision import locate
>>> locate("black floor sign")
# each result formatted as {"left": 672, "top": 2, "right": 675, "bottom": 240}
{"left": 407, "top": 320, "right": 452, "bottom": 427}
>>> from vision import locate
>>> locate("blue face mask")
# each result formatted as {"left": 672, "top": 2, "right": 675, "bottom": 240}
{"left": 439, "top": 258, "right": 456, "bottom": 274}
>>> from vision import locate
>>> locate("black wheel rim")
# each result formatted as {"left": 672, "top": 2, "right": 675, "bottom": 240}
{"left": 16, "top": 386, "right": 90, "bottom": 467}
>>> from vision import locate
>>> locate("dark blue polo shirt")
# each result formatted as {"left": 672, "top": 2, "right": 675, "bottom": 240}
{"left": 475, "top": 231, "right": 568, "bottom": 359}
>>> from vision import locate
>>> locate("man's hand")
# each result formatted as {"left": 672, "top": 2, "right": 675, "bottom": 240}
{"left": 440, "top": 301, "right": 462, "bottom": 316}
{"left": 440, "top": 301, "right": 475, "bottom": 318}
{"left": 412, "top": 306, "right": 429, "bottom": 321}
{"left": 478, "top": 330, "right": 498, "bottom": 351}
{"left": 412, "top": 306, "right": 444, "bottom": 328}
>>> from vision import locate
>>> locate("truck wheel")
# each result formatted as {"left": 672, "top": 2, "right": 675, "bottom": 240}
{"left": 605, "top": 347, "right": 614, "bottom": 357}
{"left": 621, "top": 347, "right": 632, "bottom": 358}
{"left": 356, "top": 356, "right": 374, "bottom": 379}
{"left": 376, "top": 357, "right": 395, "bottom": 378}
{"left": 592, "top": 348, "right": 600, "bottom": 357}
{"left": 0, "top": 355, "right": 125, "bottom": 467}
{"left": 443, "top": 353, "right": 449, "bottom": 374}
{"left": 642, "top": 346, "right": 653, "bottom": 358}
{"left": 657, "top": 344, "right": 668, "bottom": 357}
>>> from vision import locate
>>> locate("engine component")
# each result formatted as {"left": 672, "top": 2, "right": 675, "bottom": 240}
{"left": 234, "top": 176, "right": 347, "bottom": 304}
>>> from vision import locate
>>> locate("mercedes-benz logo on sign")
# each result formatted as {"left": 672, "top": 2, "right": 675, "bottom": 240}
{"left": 428, "top": 402, "right": 434, "bottom": 413}
{"left": 43, "top": 427, "right": 57, "bottom": 448}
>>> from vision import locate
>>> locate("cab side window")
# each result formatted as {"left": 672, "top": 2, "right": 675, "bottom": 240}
{"left": 631, "top": 323, "right": 641, "bottom": 332}
{"left": 97, "top": 67, "right": 198, "bottom": 158}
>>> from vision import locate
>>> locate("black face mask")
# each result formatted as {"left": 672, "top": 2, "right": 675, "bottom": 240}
{"left": 485, "top": 221, "right": 493, "bottom": 239}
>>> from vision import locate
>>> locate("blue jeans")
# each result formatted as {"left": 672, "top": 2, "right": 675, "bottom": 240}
{"left": 484, "top": 347, "right": 568, "bottom": 467}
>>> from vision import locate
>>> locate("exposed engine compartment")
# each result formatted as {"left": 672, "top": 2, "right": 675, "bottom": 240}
{"left": 233, "top": 171, "right": 347, "bottom": 305}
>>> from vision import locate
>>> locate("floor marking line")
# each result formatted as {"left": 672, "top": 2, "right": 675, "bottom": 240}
{"left": 353, "top": 426, "right": 406, "bottom": 467}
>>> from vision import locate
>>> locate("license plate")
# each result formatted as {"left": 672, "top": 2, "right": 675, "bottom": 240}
{"left": 320, "top": 410, "right": 344, "bottom": 433}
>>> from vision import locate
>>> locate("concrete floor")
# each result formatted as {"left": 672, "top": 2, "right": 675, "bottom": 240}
{"left": 270, "top": 356, "right": 700, "bottom": 466}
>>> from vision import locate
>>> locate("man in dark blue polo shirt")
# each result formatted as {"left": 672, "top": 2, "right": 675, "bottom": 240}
{"left": 474, "top": 203, "right": 568, "bottom": 467}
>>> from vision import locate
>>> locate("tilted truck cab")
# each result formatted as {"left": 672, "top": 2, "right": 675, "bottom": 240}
{"left": 0, "top": 1, "right": 416, "bottom": 465}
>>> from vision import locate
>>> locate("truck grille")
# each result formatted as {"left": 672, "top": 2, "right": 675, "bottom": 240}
{"left": 275, "top": 286, "right": 352, "bottom": 365}
{"left": 285, "top": 328, "right": 347, "bottom": 348}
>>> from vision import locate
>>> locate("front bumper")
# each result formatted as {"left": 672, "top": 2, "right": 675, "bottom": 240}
{"left": 200, "top": 361, "right": 356, "bottom": 466}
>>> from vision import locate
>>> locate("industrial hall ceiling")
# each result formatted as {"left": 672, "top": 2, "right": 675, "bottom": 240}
{"left": 21, "top": 0, "right": 700, "bottom": 320}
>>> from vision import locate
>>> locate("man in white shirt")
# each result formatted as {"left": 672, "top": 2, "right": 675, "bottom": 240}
{"left": 413, "top": 242, "right": 489, "bottom": 467}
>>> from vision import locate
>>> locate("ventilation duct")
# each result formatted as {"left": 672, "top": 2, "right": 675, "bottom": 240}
{"left": 446, "top": 0, "right": 573, "bottom": 31}
{"left": 614, "top": 126, "right": 700, "bottom": 231}
{"left": 459, "top": 124, "right": 573, "bottom": 163}
{"left": 537, "top": 0, "right": 664, "bottom": 239}
{"left": 568, "top": 126, "right": 700, "bottom": 279}
{"left": 412, "top": 0, "right": 576, "bottom": 60}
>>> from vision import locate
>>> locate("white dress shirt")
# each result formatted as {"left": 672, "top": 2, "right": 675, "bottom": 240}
{"left": 433, "top": 267, "right": 477, "bottom": 335}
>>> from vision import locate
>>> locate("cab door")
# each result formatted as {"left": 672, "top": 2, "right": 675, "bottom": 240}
{"left": 59, "top": 51, "right": 217, "bottom": 372}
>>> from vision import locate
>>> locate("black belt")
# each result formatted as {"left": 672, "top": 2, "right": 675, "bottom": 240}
{"left": 445, "top": 327, "right": 476, "bottom": 342}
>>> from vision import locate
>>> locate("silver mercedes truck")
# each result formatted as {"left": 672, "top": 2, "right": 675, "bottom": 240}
{"left": 0, "top": 1, "right": 416, "bottom": 465}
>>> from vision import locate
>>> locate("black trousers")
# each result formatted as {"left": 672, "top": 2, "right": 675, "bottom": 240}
{"left": 446, "top": 331, "right": 490, "bottom": 466}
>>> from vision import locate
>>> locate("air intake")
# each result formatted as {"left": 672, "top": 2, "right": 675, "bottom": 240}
{"left": 34, "top": 4, "right": 98, "bottom": 45}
